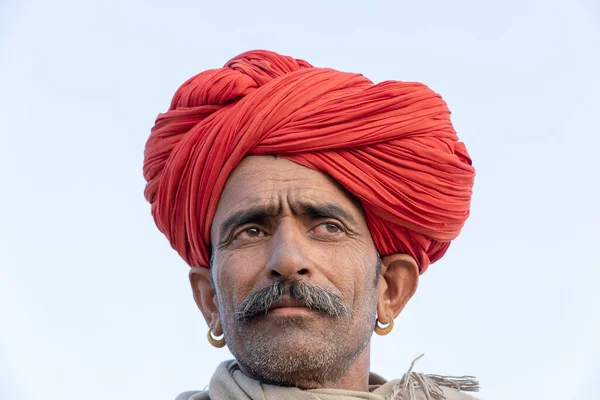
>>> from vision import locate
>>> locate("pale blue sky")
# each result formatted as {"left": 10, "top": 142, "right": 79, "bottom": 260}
{"left": 1, "top": 1, "right": 599, "bottom": 399}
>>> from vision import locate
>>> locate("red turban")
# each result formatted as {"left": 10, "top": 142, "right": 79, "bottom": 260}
{"left": 143, "top": 50, "right": 475, "bottom": 273}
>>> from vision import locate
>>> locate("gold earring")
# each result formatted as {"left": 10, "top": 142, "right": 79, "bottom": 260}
{"left": 374, "top": 313, "right": 394, "bottom": 336}
{"left": 207, "top": 328, "right": 226, "bottom": 348}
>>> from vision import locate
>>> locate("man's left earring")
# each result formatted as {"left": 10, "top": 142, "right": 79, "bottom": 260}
{"left": 207, "top": 328, "right": 226, "bottom": 348}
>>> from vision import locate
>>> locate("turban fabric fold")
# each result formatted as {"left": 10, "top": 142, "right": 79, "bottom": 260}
{"left": 143, "top": 50, "right": 475, "bottom": 273}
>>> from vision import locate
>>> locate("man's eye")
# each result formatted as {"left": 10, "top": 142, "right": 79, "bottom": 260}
{"left": 235, "top": 226, "right": 264, "bottom": 239}
{"left": 313, "top": 222, "right": 343, "bottom": 234}
{"left": 245, "top": 227, "right": 262, "bottom": 237}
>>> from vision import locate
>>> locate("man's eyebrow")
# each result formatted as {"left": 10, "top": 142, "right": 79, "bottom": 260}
{"left": 217, "top": 205, "right": 279, "bottom": 240}
{"left": 298, "top": 203, "right": 358, "bottom": 226}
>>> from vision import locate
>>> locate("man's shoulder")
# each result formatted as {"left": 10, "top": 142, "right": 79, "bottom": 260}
{"left": 174, "top": 387, "right": 480, "bottom": 400}
{"left": 174, "top": 384, "right": 479, "bottom": 400}
{"left": 174, "top": 390, "right": 209, "bottom": 400}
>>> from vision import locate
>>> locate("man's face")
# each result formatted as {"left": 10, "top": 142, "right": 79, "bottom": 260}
{"left": 209, "top": 156, "right": 381, "bottom": 387}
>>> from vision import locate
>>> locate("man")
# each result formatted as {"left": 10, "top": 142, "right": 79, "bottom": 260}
{"left": 143, "top": 50, "right": 478, "bottom": 399}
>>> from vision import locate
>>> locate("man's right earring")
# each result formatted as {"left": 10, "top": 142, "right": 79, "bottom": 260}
{"left": 207, "top": 327, "right": 226, "bottom": 348}
{"left": 374, "top": 313, "right": 394, "bottom": 336}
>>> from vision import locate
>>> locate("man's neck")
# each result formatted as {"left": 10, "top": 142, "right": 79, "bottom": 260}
{"left": 327, "top": 344, "right": 372, "bottom": 391}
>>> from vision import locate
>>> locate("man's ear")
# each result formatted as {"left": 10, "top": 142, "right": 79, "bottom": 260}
{"left": 189, "top": 267, "right": 222, "bottom": 335}
{"left": 376, "top": 254, "right": 419, "bottom": 323}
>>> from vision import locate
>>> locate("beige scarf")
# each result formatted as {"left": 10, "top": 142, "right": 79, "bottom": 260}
{"left": 176, "top": 356, "right": 480, "bottom": 400}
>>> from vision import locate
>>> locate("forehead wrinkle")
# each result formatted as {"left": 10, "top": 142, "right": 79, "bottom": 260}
{"left": 217, "top": 185, "right": 362, "bottom": 230}
{"left": 227, "top": 164, "right": 313, "bottom": 187}
{"left": 219, "top": 174, "right": 309, "bottom": 210}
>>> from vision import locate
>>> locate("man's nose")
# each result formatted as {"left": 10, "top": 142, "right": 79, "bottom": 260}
{"left": 265, "top": 221, "right": 314, "bottom": 280}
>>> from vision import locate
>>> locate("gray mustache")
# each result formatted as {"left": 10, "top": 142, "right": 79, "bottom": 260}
{"left": 235, "top": 280, "right": 351, "bottom": 321}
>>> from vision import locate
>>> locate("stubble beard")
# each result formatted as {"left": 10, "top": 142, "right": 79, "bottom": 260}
{"left": 235, "top": 317, "right": 374, "bottom": 388}
{"left": 220, "top": 293, "right": 377, "bottom": 388}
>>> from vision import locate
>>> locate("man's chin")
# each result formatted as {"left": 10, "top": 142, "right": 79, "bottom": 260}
{"left": 229, "top": 328, "right": 354, "bottom": 388}
{"left": 242, "top": 326, "right": 332, "bottom": 355}
{"left": 236, "top": 346, "right": 345, "bottom": 388}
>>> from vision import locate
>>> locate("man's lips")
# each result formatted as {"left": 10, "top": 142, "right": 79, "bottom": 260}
{"left": 269, "top": 297, "right": 306, "bottom": 310}
{"left": 266, "top": 297, "right": 315, "bottom": 316}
